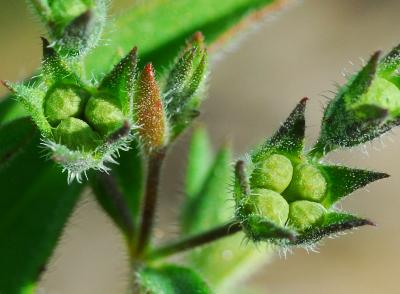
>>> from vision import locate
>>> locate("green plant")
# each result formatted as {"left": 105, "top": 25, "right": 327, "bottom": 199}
{"left": 1, "top": 0, "right": 399, "bottom": 293}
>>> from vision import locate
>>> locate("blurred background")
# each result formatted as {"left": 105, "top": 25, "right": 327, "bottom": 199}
{"left": 2, "top": 0, "right": 400, "bottom": 293}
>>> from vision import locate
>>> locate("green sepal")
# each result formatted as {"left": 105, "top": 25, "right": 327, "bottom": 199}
{"left": 292, "top": 211, "right": 374, "bottom": 246}
{"left": 41, "top": 37, "right": 82, "bottom": 87}
{"left": 137, "top": 264, "right": 212, "bottom": 294}
{"left": 378, "top": 43, "right": 400, "bottom": 79}
{"left": 98, "top": 47, "right": 138, "bottom": 116}
{"left": 3, "top": 81, "right": 52, "bottom": 138}
{"left": 252, "top": 97, "right": 307, "bottom": 162}
{"left": 319, "top": 164, "right": 389, "bottom": 208}
{"left": 241, "top": 214, "right": 296, "bottom": 244}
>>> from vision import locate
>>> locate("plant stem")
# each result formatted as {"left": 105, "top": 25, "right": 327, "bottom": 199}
{"left": 97, "top": 173, "right": 135, "bottom": 240}
{"left": 136, "top": 149, "right": 166, "bottom": 256}
{"left": 147, "top": 220, "right": 242, "bottom": 261}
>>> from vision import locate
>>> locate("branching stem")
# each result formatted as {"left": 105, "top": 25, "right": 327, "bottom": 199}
{"left": 147, "top": 220, "right": 242, "bottom": 261}
{"left": 136, "top": 149, "right": 166, "bottom": 256}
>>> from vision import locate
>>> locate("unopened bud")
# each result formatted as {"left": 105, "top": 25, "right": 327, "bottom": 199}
{"left": 250, "top": 188, "right": 289, "bottom": 226}
{"left": 289, "top": 200, "right": 326, "bottom": 231}
{"left": 44, "top": 86, "right": 86, "bottom": 126}
{"left": 284, "top": 163, "right": 327, "bottom": 202}
{"left": 251, "top": 154, "right": 293, "bottom": 193}
{"left": 84, "top": 97, "right": 125, "bottom": 136}
{"left": 54, "top": 117, "right": 100, "bottom": 151}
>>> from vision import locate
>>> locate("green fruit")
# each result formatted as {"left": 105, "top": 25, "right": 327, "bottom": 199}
{"left": 84, "top": 97, "right": 125, "bottom": 136}
{"left": 251, "top": 154, "right": 293, "bottom": 193}
{"left": 284, "top": 163, "right": 327, "bottom": 202}
{"left": 44, "top": 86, "right": 86, "bottom": 126}
{"left": 250, "top": 188, "right": 289, "bottom": 226}
{"left": 53, "top": 117, "right": 100, "bottom": 151}
{"left": 289, "top": 200, "right": 326, "bottom": 231}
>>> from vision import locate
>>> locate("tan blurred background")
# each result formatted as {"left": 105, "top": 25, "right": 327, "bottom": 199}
{"left": 2, "top": 0, "right": 400, "bottom": 293}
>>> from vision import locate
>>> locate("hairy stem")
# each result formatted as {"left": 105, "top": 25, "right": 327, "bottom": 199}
{"left": 97, "top": 173, "right": 135, "bottom": 240}
{"left": 136, "top": 149, "right": 166, "bottom": 256}
{"left": 147, "top": 220, "right": 242, "bottom": 260}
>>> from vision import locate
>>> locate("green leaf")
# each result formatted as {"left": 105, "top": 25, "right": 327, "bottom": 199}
{"left": 182, "top": 142, "right": 232, "bottom": 234}
{"left": 319, "top": 164, "right": 389, "bottom": 208}
{"left": 185, "top": 126, "right": 213, "bottom": 200}
{"left": 85, "top": 0, "right": 284, "bottom": 77}
{"left": 293, "top": 211, "right": 373, "bottom": 246}
{"left": 138, "top": 264, "right": 212, "bottom": 294}
{"left": 0, "top": 128, "right": 83, "bottom": 294}
{"left": 183, "top": 132, "right": 266, "bottom": 289}
{"left": 252, "top": 97, "right": 307, "bottom": 162}
{"left": 90, "top": 139, "right": 144, "bottom": 239}
{"left": 0, "top": 118, "right": 36, "bottom": 171}
{"left": 0, "top": 96, "right": 28, "bottom": 126}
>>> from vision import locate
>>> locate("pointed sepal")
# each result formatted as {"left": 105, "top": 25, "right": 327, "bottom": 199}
{"left": 319, "top": 164, "right": 389, "bottom": 207}
{"left": 252, "top": 97, "right": 307, "bottom": 162}
{"left": 242, "top": 214, "right": 296, "bottom": 244}
{"left": 41, "top": 37, "right": 81, "bottom": 86}
{"left": 292, "top": 211, "right": 374, "bottom": 245}
{"left": 2, "top": 81, "right": 52, "bottom": 137}
{"left": 99, "top": 47, "right": 138, "bottom": 116}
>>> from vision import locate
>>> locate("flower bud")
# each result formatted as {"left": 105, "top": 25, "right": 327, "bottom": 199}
{"left": 49, "top": 0, "right": 92, "bottom": 28}
{"left": 250, "top": 154, "right": 293, "bottom": 193}
{"left": 250, "top": 188, "right": 289, "bottom": 226}
{"left": 284, "top": 163, "right": 327, "bottom": 202}
{"left": 136, "top": 63, "right": 168, "bottom": 150}
{"left": 44, "top": 86, "right": 86, "bottom": 126}
{"left": 288, "top": 200, "right": 326, "bottom": 231}
{"left": 84, "top": 97, "right": 125, "bottom": 136}
{"left": 53, "top": 117, "right": 100, "bottom": 151}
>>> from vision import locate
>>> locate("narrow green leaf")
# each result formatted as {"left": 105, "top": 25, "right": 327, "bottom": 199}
{"left": 0, "top": 131, "right": 83, "bottom": 294}
{"left": 185, "top": 126, "right": 213, "bottom": 200}
{"left": 319, "top": 164, "right": 389, "bottom": 208}
{"left": 138, "top": 264, "right": 212, "bottom": 294}
{"left": 252, "top": 97, "right": 307, "bottom": 162}
{"left": 85, "top": 0, "right": 285, "bottom": 76}
{"left": 293, "top": 211, "right": 373, "bottom": 245}
{"left": 182, "top": 143, "right": 232, "bottom": 234}
{"left": 183, "top": 137, "right": 266, "bottom": 289}
{"left": 90, "top": 139, "right": 144, "bottom": 239}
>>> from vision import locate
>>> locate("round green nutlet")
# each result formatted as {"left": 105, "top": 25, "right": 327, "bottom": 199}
{"left": 84, "top": 97, "right": 125, "bottom": 136}
{"left": 44, "top": 87, "right": 86, "bottom": 126}
{"left": 250, "top": 188, "right": 289, "bottom": 226}
{"left": 53, "top": 117, "right": 100, "bottom": 151}
{"left": 251, "top": 154, "right": 293, "bottom": 193}
{"left": 285, "top": 163, "right": 327, "bottom": 202}
{"left": 288, "top": 200, "right": 326, "bottom": 231}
